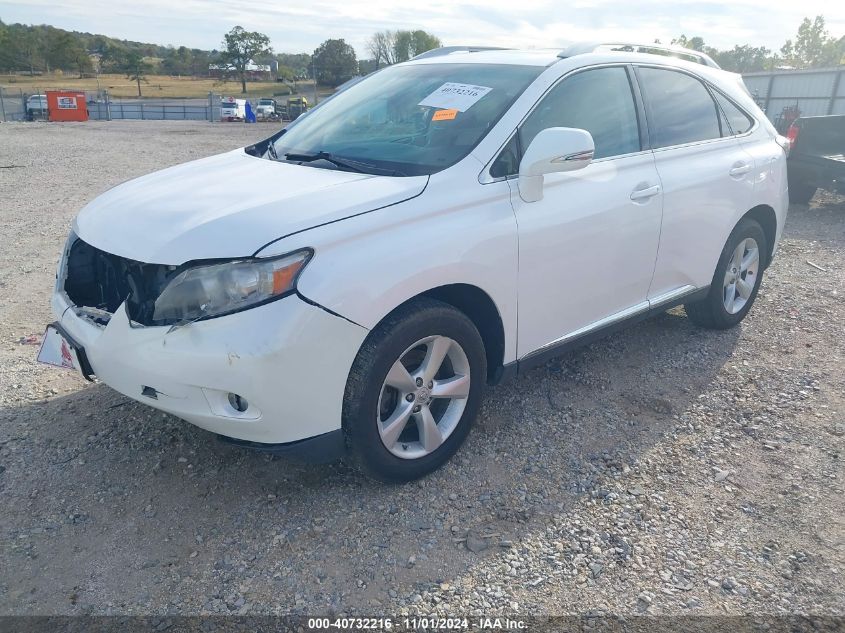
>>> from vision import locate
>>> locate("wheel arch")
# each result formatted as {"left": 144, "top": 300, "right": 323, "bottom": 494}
{"left": 368, "top": 284, "right": 507, "bottom": 386}
{"left": 421, "top": 284, "right": 506, "bottom": 385}
{"left": 740, "top": 204, "right": 777, "bottom": 268}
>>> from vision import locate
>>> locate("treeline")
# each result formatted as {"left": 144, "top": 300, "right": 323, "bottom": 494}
{"left": 671, "top": 16, "right": 843, "bottom": 72}
{"left": 0, "top": 20, "right": 316, "bottom": 80}
{"left": 0, "top": 19, "right": 437, "bottom": 84}
{"left": 0, "top": 20, "right": 175, "bottom": 76}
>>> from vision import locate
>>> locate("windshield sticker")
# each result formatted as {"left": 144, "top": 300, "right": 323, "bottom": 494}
{"left": 418, "top": 83, "right": 492, "bottom": 112}
{"left": 432, "top": 108, "right": 459, "bottom": 121}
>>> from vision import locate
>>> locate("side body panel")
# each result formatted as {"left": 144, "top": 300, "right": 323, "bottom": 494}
{"left": 738, "top": 125, "right": 789, "bottom": 256}
{"left": 264, "top": 156, "right": 521, "bottom": 364}
{"left": 511, "top": 152, "right": 663, "bottom": 356}
{"left": 647, "top": 136, "right": 756, "bottom": 296}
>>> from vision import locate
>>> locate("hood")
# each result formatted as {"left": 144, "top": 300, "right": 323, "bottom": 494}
{"left": 74, "top": 150, "right": 428, "bottom": 265}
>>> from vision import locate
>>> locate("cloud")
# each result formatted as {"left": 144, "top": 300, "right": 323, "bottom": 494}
{"left": 3, "top": 0, "right": 843, "bottom": 55}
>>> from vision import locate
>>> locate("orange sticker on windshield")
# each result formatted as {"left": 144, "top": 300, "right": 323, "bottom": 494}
{"left": 432, "top": 108, "right": 459, "bottom": 121}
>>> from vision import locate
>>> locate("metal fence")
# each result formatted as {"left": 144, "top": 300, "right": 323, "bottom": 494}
{"left": 87, "top": 95, "right": 218, "bottom": 121}
{"left": 742, "top": 66, "right": 845, "bottom": 130}
{"left": 0, "top": 86, "right": 28, "bottom": 121}
{"left": 0, "top": 87, "right": 226, "bottom": 122}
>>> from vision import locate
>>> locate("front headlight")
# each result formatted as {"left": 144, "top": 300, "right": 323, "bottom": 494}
{"left": 152, "top": 249, "right": 312, "bottom": 324}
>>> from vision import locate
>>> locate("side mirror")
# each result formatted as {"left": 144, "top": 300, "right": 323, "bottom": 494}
{"left": 518, "top": 127, "right": 595, "bottom": 203}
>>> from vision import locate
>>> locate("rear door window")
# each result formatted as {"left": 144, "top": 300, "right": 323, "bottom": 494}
{"left": 637, "top": 67, "right": 722, "bottom": 148}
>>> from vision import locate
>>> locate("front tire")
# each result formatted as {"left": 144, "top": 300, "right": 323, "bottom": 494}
{"left": 685, "top": 218, "right": 767, "bottom": 330}
{"left": 343, "top": 298, "right": 486, "bottom": 482}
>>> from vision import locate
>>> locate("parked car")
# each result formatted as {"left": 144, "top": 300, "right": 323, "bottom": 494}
{"left": 785, "top": 114, "right": 845, "bottom": 203}
{"left": 255, "top": 98, "right": 278, "bottom": 119}
{"left": 220, "top": 97, "right": 245, "bottom": 122}
{"left": 42, "top": 44, "right": 789, "bottom": 481}
{"left": 26, "top": 94, "right": 47, "bottom": 120}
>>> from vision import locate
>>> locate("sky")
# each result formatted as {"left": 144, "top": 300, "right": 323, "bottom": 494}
{"left": 1, "top": 0, "right": 843, "bottom": 57}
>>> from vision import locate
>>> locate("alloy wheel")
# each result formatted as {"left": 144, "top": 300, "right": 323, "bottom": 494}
{"left": 723, "top": 237, "right": 760, "bottom": 315}
{"left": 376, "top": 335, "right": 471, "bottom": 460}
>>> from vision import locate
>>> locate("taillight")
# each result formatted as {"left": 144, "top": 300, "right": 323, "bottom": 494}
{"left": 786, "top": 123, "right": 800, "bottom": 148}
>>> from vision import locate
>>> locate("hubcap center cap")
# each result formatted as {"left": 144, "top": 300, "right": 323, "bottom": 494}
{"left": 416, "top": 387, "right": 432, "bottom": 406}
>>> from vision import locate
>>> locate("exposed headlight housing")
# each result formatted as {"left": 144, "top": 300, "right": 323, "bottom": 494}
{"left": 152, "top": 249, "right": 312, "bottom": 325}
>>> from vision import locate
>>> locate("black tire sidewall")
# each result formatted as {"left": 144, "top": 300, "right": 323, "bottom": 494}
{"left": 343, "top": 301, "right": 486, "bottom": 482}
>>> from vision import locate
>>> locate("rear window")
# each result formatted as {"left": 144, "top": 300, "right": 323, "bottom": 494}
{"left": 637, "top": 67, "right": 722, "bottom": 148}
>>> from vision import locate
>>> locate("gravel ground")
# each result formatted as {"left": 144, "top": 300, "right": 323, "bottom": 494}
{"left": 0, "top": 121, "right": 843, "bottom": 617}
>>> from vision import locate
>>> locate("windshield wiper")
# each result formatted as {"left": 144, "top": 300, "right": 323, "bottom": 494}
{"left": 283, "top": 151, "right": 405, "bottom": 176}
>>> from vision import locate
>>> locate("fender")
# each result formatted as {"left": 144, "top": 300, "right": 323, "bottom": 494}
{"left": 256, "top": 156, "right": 521, "bottom": 365}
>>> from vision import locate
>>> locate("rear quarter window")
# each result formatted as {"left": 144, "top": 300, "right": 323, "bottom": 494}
{"left": 712, "top": 90, "right": 754, "bottom": 135}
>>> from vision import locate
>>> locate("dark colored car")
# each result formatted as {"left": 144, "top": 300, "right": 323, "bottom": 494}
{"left": 786, "top": 114, "right": 845, "bottom": 203}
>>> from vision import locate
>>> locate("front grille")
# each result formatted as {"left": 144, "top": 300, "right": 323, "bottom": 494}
{"left": 64, "top": 238, "right": 173, "bottom": 325}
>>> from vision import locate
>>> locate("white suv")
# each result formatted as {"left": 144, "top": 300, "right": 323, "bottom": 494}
{"left": 44, "top": 45, "right": 789, "bottom": 481}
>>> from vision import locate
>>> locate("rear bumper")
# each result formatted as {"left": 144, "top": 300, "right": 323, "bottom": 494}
{"left": 52, "top": 291, "right": 368, "bottom": 446}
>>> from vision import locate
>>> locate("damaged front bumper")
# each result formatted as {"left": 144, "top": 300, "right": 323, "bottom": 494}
{"left": 51, "top": 289, "right": 369, "bottom": 447}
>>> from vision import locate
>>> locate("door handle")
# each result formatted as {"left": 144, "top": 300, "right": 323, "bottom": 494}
{"left": 729, "top": 162, "right": 751, "bottom": 177}
{"left": 630, "top": 184, "right": 660, "bottom": 201}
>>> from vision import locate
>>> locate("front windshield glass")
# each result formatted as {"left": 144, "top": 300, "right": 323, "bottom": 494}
{"left": 271, "top": 63, "right": 543, "bottom": 176}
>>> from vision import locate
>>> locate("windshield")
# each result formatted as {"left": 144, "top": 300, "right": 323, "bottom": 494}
{"left": 259, "top": 99, "right": 274, "bottom": 105}
{"left": 271, "top": 63, "right": 542, "bottom": 176}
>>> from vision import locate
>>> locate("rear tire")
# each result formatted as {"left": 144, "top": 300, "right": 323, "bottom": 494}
{"left": 685, "top": 218, "right": 767, "bottom": 330}
{"left": 342, "top": 298, "right": 486, "bottom": 482}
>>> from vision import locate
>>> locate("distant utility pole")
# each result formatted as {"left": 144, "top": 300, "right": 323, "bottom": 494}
{"left": 312, "top": 60, "right": 318, "bottom": 106}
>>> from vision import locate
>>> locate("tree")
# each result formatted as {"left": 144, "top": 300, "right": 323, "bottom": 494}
{"left": 367, "top": 30, "right": 397, "bottom": 68}
{"left": 366, "top": 29, "right": 441, "bottom": 68}
{"left": 780, "top": 16, "right": 844, "bottom": 68}
{"left": 161, "top": 45, "right": 194, "bottom": 76}
{"left": 277, "top": 52, "right": 311, "bottom": 78}
{"left": 712, "top": 44, "right": 773, "bottom": 72}
{"left": 121, "top": 51, "right": 152, "bottom": 97}
{"left": 219, "top": 26, "right": 272, "bottom": 94}
{"left": 9, "top": 27, "right": 44, "bottom": 74}
{"left": 393, "top": 30, "right": 441, "bottom": 63}
{"left": 46, "top": 30, "right": 92, "bottom": 77}
{"left": 312, "top": 38, "right": 357, "bottom": 87}
{"left": 0, "top": 20, "right": 9, "bottom": 72}
{"left": 671, "top": 34, "right": 706, "bottom": 52}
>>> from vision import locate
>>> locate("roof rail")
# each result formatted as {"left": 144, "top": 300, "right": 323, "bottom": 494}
{"left": 558, "top": 42, "right": 720, "bottom": 69}
{"left": 412, "top": 46, "right": 510, "bottom": 61}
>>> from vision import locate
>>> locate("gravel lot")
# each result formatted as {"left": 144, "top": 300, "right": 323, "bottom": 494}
{"left": 1, "top": 121, "right": 843, "bottom": 617}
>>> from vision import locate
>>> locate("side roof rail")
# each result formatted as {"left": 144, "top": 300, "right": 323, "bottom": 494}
{"left": 412, "top": 46, "right": 511, "bottom": 61}
{"left": 558, "top": 42, "right": 720, "bottom": 69}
